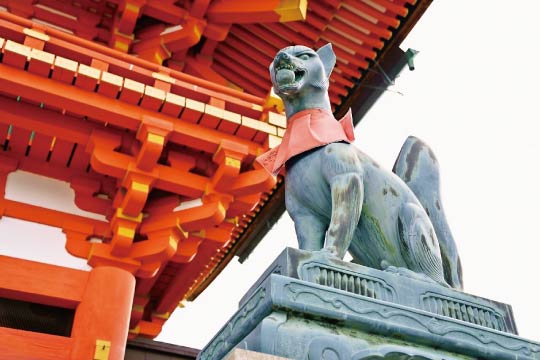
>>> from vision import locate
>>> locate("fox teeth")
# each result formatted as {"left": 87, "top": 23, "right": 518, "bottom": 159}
{"left": 277, "top": 64, "right": 295, "bottom": 71}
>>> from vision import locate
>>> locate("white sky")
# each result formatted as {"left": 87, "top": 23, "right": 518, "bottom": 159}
{"left": 157, "top": 1, "right": 540, "bottom": 348}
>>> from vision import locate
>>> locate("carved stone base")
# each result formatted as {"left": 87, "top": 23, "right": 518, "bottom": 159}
{"left": 225, "top": 349, "right": 290, "bottom": 360}
{"left": 198, "top": 248, "right": 539, "bottom": 360}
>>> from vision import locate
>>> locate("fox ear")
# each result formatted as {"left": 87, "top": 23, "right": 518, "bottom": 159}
{"left": 317, "top": 43, "right": 336, "bottom": 78}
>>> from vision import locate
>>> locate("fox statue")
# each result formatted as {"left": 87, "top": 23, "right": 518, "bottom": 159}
{"left": 257, "top": 44, "right": 463, "bottom": 289}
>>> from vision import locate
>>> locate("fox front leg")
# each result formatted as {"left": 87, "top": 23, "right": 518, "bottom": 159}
{"left": 286, "top": 191, "right": 327, "bottom": 251}
{"left": 324, "top": 172, "right": 363, "bottom": 258}
{"left": 322, "top": 143, "right": 364, "bottom": 259}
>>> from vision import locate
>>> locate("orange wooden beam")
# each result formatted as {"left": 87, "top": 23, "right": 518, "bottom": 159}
{"left": 217, "top": 43, "right": 270, "bottom": 81}
{"left": 171, "top": 236, "right": 203, "bottom": 263}
{"left": 0, "top": 11, "right": 266, "bottom": 107}
{"left": 229, "top": 26, "right": 281, "bottom": 60}
{"left": 0, "top": 255, "right": 87, "bottom": 308}
{"left": 155, "top": 240, "right": 219, "bottom": 314}
{"left": 211, "top": 140, "right": 247, "bottom": 192}
{"left": 212, "top": 62, "right": 264, "bottom": 97}
{"left": 190, "top": 0, "right": 212, "bottom": 18}
{"left": 227, "top": 168, "right": 278, "bottom": 196}
{"left": 328, "top": 21, "right": 385, "bottom": 49}
{"left": 133, "top": 17, "right": 205, "bottom": 64}
{"left": 283, "top": 21, "right": 319, "bottom": 42}
{"left": 71, "top": 177, "right": 112, "bottom": 216}
{"left": 115, "top": 0, "right": 146, "bottom": 35}
{"left": 0, "top": 64, "right": 265, "bottom": 156}
{"left": 342, "top": 0, "right": 401, "bottom": 28}
{"left": 335, "top": 7, "right": 393, "bottom": 39}
{"left": 0, "top": 96, "right": 96, "bottom": 144}
{"left": 131, "top": 229, "right": 179, "bottom": 263}
{"left": 141, "top": 201, "right": 226, "bottom": 235}
{"left": 224, "top": 35, "right": 273, "bottom": 71}
{"left": 311, "top": 0, "right": 338, "bottom": 16}
{"left": 0, "top": 198, "right": 109, "bottom": 238}
{"left": 321, "top": 30, "right": 377, "bottom": 60}
{"left": 0, "top": 328, "right": 72, "bottom": 360}
{"left": 207, "top": 0, "right": 307, "bottom": 23}
{"left": 183, "top": 55, "right": 229, "bottom": 87}
{"left": 242, "top": 24, "right": 290, "bottom": 50}
{"left": 35, "top": 0, "right": 102, "bottom": 39}
{"left": 143, "top": 0, "right": 188, "bottom": 25}
{"left": 303, "top": 7, "right": 329, "bottom": 30}
{"left": 109, "top": 208, "right": 143, "bottom": 257}
{"left": 312, "top": 38, "right": 369, "bottom": 71}
{"left": 261, "top": 22, "right": 311, "bottom": 46}
{"left": 32, "top": 4, "right": 78, "bottom": 35}
{"left": 5, "top": 0, "right": 34, "bottom": 18}
{"left": 88, "top": 130, "right": 208, "bottom": 199}
{"left": 369, "top": 0, "right": 409, "bottom": 17}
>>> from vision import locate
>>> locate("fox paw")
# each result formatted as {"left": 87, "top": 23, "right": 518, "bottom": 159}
{"left": 316, "top": 246, "right": 340, "bottom": 258}
{"left": 383, "top": 264, "right": 448, "bottom": 287}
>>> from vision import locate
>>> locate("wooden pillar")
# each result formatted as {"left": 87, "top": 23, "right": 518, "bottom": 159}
{"left": 70, "top": 266, "right": 135, "bottom": 360}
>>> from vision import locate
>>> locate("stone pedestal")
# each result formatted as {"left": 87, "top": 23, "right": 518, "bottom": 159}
{"left": 198, "top": 248, "right": 539, "bottom": 360}
{"left": 225, "top": 349, "right": 290, "bottom": 360}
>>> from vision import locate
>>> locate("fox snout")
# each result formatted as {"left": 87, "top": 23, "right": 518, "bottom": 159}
{"left": 273, "top": 51, "right": 299, "bottom": 71}
{"left": 275, "top": 51, "right": 290, "bottom": 64}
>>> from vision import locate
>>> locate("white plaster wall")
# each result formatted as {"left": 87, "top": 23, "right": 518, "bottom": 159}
{"left": 0, "top": 170, "right": 96, "bottom": 270}
{"left": 5, "top": 170, "right": 106, "bottom": 221}
{"left": 0, "top": 216, "right": 90, "bottom": 270}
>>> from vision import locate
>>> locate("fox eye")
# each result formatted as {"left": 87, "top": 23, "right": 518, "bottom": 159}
{"left": 297, "top": 54, "right": 310, "bottom": 60}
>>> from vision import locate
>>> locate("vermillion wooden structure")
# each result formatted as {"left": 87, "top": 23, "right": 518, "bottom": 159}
{"left": 0, "top": 0, "right": 431, "bottom": 359}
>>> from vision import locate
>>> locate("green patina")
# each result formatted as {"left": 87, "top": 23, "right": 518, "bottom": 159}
{"left": 284, "top": 315, "right": 474, "bottom": 359}
{"left": 272, "top": 44, "right": 462, "bottom": 289}
{"left": 360, "top": 204, "right": 397, "bottom": 260}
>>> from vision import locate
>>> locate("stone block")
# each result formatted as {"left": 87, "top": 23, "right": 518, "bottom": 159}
{"left": 241, "top": 248, "right": 517, "bottom": 334}
{"left": 225, "top": 349, "right": 290, "bottom": 360}
{"left": 198, "top": 248, "right": 539, "bottom": 360}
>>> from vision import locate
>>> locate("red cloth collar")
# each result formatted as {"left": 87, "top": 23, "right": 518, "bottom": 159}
{"left": 256, "top": 108, "right": 355, "bottom": 176}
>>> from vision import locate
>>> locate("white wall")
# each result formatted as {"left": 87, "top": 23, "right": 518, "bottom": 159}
{"left": 0, "top": 170, "right": 94, "bottom": 270}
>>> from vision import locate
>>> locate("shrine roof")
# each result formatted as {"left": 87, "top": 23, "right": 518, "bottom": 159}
{"left": 0, "top": 0, "right": 432, "bottom": 338}
{"left": 1, "top": 0, "right": 428, "bottom": 112}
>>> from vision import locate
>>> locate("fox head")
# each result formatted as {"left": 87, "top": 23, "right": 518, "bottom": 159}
{"left": 269, "top": 44, "right": 336, "bottom": 117}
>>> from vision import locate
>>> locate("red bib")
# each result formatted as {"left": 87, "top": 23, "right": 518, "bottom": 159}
{"left": 257, "top": 108, "right": 355, "bottom": 176}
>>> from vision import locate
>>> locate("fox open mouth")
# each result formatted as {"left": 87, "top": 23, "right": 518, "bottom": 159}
{"left": 274, "top": 63, "right": 306, "bottom": 92}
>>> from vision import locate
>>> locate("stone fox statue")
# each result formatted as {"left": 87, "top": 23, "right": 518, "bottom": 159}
{"left": 257, "top": 44, "right": 463, "bottom": 289}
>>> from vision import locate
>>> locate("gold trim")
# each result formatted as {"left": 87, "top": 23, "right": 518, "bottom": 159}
{"left": 276, "top": 0, "right": 308, "bottom": 22}
{"left": 176, "top": 223, "right": 189, "bottom": 238}
{"left": 152, "top": 311, "right": 170, "bottom": 320}
{"left": 114, "top": 40, "right": 129, "bottom": 52}
{"left": 225, "top": 156, "right": 241, "bottom": 169}
{"left": 132, "top": 181, "right": 149, "bottom": 193}
{"left": 94, "top": 339, "right": 111, "bottom": 360}
{"left": 169, "top": 235, "right": 178, "bottom": 251}
{"left": 125, "top": 3, "right": 140, "bottom": 13}
{"left": 118, "top": 226, "right": 135, "bottom": 238}
{"left": 147, "top": 133, "right": 165, "bottom": 146}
